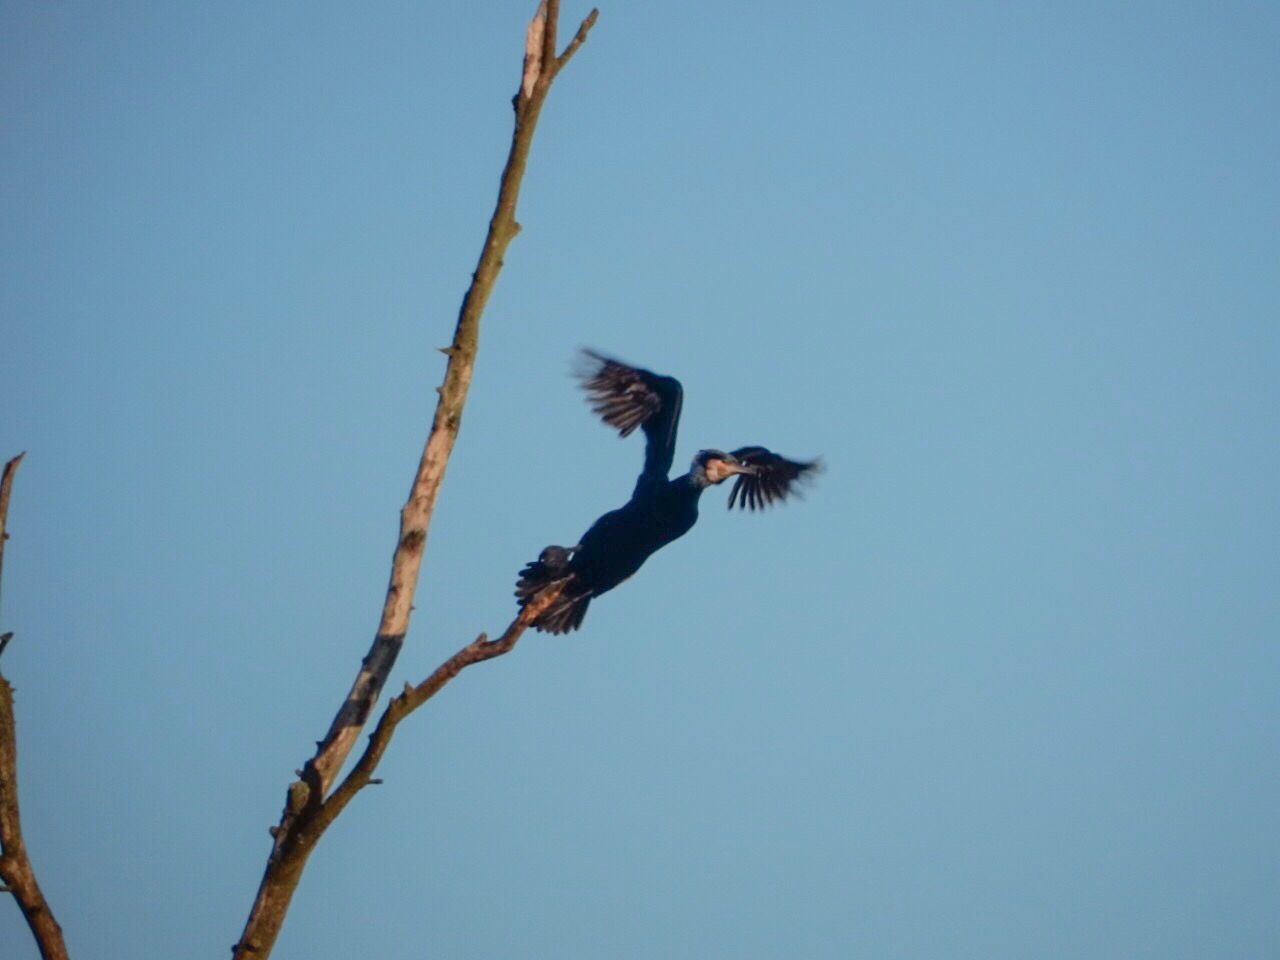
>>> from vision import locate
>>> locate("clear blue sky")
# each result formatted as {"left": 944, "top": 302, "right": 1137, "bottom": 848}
{"left": 3, "top": 2, "right": 1278, "bottom": 958}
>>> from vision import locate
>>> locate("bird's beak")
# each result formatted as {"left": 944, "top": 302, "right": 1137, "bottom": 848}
{"left": 723, "top": 456, "right": 758, "bottom": 476}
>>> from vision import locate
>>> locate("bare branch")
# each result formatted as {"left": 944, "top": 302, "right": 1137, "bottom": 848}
{"left": 232, "top": 4, "right": 599, "bottom": 956}
{"left": 556, "top": 8, "right": 600, "bottom": 72}
{"left": 0, "top": 452, "right": 24, "bottom": 628}
{"left": 232, "top": 586, "right": 563, "bottom": 960}
{"left": 0, "top": 683, "right": 69, "bottom": 960}
{"left": 0, "top": 454, "right": 70, "bottom": 960}
{"left": 304, "top": 0, "right": 597, "bottom": 806}
{"left": 317, "top": 583, "right": 565, "bottom": 829}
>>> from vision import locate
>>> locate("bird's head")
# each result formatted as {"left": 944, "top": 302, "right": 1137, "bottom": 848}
{"left": 691, "top": 449, "right": 757, "bottom": 487}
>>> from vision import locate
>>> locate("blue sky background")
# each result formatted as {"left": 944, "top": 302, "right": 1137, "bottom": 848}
{"left": 3, "top": 2, "right": 1278, "bottom": 958}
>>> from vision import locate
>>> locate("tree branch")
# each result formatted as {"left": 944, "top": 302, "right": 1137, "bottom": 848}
{"left": 316, "top": 583, "right": 564, "bottom": 831}
{"left": 232, "top": 585, "right": 564, "bottom": 960}
{"left": 307, "top": 0, "right": 598, "bottom": 805}
{"left": 0, "top": 452, "right": 22, "bottom": 627}
{"left": 0, "top": 453, "right": 70, "bottom": 960}
{"left": 555, "top": 8, "right": 599, "bottom": 72}
{"left": 232, "top": 4, "right": 598, "bottom": 956}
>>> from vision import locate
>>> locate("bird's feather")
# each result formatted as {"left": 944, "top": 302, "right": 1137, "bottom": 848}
{"left": 577, "top": 349, "right": 684, "bottom": 490}
{"left": 727, "top": 446, "right": 821, "bottom": 511}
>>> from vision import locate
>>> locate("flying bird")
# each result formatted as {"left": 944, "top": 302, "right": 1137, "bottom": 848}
{"left": 516, "top": 350, "right": 820, "bottom": 634}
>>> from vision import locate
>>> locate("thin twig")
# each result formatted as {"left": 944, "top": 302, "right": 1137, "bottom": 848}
{"left": 555, "top": 8, "right": 599, "bottom": 71}
{"left": 0, "top": 453, "right": 70, "bottom": 960}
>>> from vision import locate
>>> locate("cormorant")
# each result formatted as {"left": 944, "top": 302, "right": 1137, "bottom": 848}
{"left": 516, "top": 350, "right": 820, "bottom": 634}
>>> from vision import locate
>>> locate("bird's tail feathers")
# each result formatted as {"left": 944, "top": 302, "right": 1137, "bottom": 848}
{"left": 535, "top": 591, "right": 591, "bottom": 634}
{"left": 515, "top": 546, "right": 590, "bottom": 634}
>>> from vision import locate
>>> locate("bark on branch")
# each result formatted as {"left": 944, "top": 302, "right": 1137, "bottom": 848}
{"left": 232, "top": 585, "right": 564, "bottom": 960}
{"left": 0, "top": 453, "right": 70, "bottom": 960}
{"left": 316, "top": 582, "right": 565, "bottom": 830}
{"left": 232, "top": 4, "right": 598, "bottom": 957}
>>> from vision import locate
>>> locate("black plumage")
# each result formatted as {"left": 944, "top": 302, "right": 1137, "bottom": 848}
{"left": 726, "top": 446, "right": 817, "bottom": 511}
{"left": 517, "top": 350, "right": 820, "bottom": 634}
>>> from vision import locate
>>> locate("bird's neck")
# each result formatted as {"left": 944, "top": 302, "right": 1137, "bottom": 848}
{"left": 674, "top": 471, "right": 712, "bottom": 495}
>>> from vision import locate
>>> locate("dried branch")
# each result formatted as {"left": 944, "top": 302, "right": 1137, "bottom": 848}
{"left": 0, "top": 452, "right": 22, "bottom": 627}
{"left": 0, "top": 454, "right": 70, "bottom": 960}
{"left": 0, "top": 683, "right": 67, "bottom": 960}
{"left": 232, "top": 4, "right": 599, "bottom": 957}
{"left": 317, "top": 583, "right": 564, "bottom": 829}
{"left": 307, "top": 0, "right": 598, "bottom": 804}
{"left": 556, "top": 8, "right": 599, "bottom": 70}
{"left": 232, "top": 586, "right": 563, "bottom": 960}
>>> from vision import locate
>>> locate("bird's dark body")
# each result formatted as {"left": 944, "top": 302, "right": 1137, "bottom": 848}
{"left": 515, "top": 350, "right": 818, "bottom": 634}
{"left": 572, "top": 476, "right": 702, "bottom": 597}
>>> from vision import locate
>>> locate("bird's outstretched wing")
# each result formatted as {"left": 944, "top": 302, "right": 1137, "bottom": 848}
{"left": 727, "top": 446, "right": 821, "bottom": 511}
{"left": 577, "top": 349, "right": 684, "bottom": 491}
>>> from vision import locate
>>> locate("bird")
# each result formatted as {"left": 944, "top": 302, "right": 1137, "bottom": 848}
{"left": 516, "top": 349, "right": 820, "bottom": 634}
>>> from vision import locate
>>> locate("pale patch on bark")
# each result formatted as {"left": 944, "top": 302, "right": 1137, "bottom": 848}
{"left": 522, "top": 1, "right": 548, "bottom": 98}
